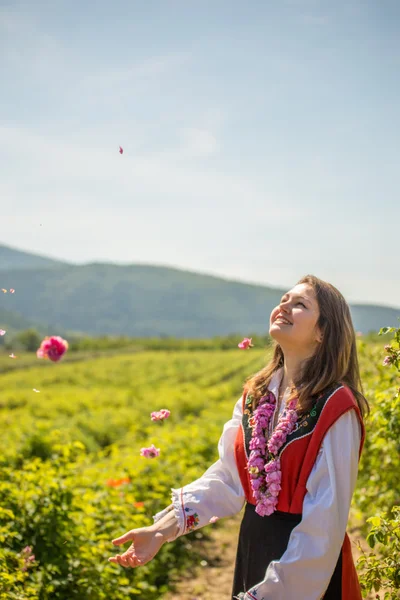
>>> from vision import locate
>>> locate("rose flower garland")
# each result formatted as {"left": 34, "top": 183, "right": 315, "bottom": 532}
{"left": 248, "top": 390, "right": 299, "bottom": 516}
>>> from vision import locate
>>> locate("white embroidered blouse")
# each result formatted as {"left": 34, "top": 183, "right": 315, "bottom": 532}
{"left": 153, "top": 370, "right": 362, "bottom": 600}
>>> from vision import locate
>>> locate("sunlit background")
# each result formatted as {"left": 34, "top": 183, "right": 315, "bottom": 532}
{"left": 1, "top": 0, "right": 399, "bottom": 306}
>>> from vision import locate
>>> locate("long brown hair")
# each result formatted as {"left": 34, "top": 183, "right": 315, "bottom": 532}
{"left": 246, "top": 274, "right": 369, "bottom": 419}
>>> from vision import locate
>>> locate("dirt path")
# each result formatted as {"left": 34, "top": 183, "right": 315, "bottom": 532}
{"left": 162, "top": 513, "right": 376, "bottom": 600}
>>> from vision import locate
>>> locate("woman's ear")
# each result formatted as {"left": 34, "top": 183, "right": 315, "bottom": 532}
{"left": 315, "top": 327, "right": 323, "bottom": 344}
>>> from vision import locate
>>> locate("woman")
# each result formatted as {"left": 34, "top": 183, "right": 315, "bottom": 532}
{"left": 108, "top": 274, "right": 368, "bottom": 600}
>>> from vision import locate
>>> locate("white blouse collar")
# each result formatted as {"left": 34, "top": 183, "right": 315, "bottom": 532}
{"left": 268, "top": 367, "right": 284, "bottom": 399}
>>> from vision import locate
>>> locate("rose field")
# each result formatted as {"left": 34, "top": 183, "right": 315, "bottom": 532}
{"left": 0, "top": 330, "right": 399, "bottom": 599}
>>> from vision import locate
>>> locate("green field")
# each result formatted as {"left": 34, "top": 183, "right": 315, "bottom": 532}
{"left": 0, "top": 338, "right": 399, "bottom": 599}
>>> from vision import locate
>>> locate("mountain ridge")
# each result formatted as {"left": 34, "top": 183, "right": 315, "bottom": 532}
{"left": 0, "top": 244, "right": 398, "bottom": 336}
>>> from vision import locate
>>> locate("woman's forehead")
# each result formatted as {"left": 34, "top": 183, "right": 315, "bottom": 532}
{"left": 285, "top": 283, "right": 316, "bottom": 300}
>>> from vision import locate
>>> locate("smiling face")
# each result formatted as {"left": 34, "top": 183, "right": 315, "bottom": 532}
{"left": 269, "top": 283, "right": 323, "bottom": 356}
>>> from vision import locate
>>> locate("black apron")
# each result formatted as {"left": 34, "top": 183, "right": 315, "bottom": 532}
{"left": 232, "top": 502, "right": 343, "bottom": 600}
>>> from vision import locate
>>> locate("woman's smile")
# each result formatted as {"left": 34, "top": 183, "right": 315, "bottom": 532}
{"left": 274, "top": 316, "right": 293, "bottom": 326}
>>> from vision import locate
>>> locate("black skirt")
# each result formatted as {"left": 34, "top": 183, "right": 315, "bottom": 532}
{"left": 231, "top": 503, "right": 343, "bottom": 600}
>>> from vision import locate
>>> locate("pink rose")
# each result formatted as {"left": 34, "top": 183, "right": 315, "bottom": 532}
{"left": 268, "top": 482, "right": 281, "bottom": 497}
{"left": 248, "top": 455, "right": 265, "bottom": 471}
{"left": 249, "top": 437, "right": 266, "bottom": 451}
{"left": 256, "top": 497, "right": 276, "bottom": 516}
{"left": 265, "top": 470, "right": 281, "bottom": 483}
{"left": 37, "top": 336, "right": 68, "bottom": 362}
{"left": 265, "top": 459, "right": 280, "bottom": 473}
{"left": 151, "top": 409, "right": 171, "bottom": 421}
{"left": 238, "top": 337, "right": 253, "bottom": 350}
{"left": 258, "top": 416, "right": 270, "bottom": 428}
{"left": 251, "top": 478, "right": 264, "bottom": 491}
{"left": 140, "top": 444, "right": 160, "bottom": 458}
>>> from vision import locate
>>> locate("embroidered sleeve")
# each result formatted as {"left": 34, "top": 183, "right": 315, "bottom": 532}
{"left": 153, "top": 396, "right": 245, "bottom": 540}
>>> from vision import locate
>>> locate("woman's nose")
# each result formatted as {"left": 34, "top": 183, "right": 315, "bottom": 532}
{"left": 280, "top": 302, "right": 290, "bottom": 314}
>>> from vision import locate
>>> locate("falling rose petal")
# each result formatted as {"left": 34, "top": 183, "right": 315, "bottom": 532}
{"left": 209, "top": 516, "right": 219, "bottom": 523}
{"left": 10, "top": 289, "right": 15, "bottom": 293}
{"left": 119, "top": 146, "right": 124, "bottom": 154}
{"left": 9, "top": 353, "right": 17, "bottom": 359}
{"left": 33, "top": 389, "right": 40, "bottom": 393}
{"left": 0, "top": 329, "right": 6, "bottom": 336}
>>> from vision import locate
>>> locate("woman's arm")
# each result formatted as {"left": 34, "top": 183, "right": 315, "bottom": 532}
{"left": 242, "top": 409, "right": 362, "bottom": 600}
{"left": 152, "top": 396, "right": 246, "bottom": 540}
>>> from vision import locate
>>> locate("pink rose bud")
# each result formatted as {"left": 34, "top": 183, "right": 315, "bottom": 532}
{"left": 119, "top": 146, "right": 124, "bottom": 154}
{"left": 209, "top": 516, "right": 219, "bottom": 523}
{"left": 383, "top": 356, "right": 391, "bottom": 366}
{"left": 238, "top": 337, "right": 253, "bottom": 350}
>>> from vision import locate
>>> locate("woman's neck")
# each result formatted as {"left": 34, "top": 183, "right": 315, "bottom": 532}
{"left": 280, "top": 351, "right": 306, "bottom": 393}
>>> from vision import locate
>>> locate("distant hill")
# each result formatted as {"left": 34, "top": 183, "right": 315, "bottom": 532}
{"left": 0, "top": 244, "right": 398, "bottom": 337}
{"left": 0, "top": 307, "right": 48, "bottom": 336}
{"left": 349, "top": 304, "right": 399, "bottom": 336}
{"left": 0, "top": 244, "right": 67, "bottom": 271}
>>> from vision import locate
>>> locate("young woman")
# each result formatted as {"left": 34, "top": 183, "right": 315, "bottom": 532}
{"left": 109, "top": 274, "right": 368, "bottom": 600}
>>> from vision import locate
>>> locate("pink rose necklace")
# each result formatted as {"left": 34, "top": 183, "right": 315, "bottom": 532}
{"left": 247, "top": 389, "right": 299, "bottom": 516}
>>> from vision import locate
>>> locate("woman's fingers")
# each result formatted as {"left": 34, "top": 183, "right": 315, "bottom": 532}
{"left": 119, "top": 555, "right": 131, "bottom": 568}
{"left": 108, "top": 554, "right": 128, "bottom": 567}
{"left": 108, "top": 547, "right": 143, "bottom": 569}
{"left": 112, "top": 529, "right": 135, "bottom": 546}
{"left": 108, "top": 527, "right": 161, "bottom": 568}
{"left": 127, "top": 555, "right": 141, "bottom": 568}
{"left": 114, "top": 553, "right": 130, "bottom": 568}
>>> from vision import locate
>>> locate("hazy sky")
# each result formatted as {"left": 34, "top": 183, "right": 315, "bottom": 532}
{"left": 1, "top": 0, "right": 399, "bottom": 307}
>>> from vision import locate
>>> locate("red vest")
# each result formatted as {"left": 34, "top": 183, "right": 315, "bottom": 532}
{"left": 234, "top": 383, "right": 366, "bottom": 600}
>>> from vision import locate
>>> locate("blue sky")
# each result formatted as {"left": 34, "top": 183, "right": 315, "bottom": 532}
{"left": 1, "top": 0, "right": 399, "bottom": 307}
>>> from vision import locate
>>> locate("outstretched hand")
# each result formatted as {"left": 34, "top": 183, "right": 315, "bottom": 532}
{"left": 108, "top": 526, "right": 165, "bottom": 568}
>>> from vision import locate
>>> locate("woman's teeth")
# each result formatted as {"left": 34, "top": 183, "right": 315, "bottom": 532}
{"left": 275, "top": 317, "right": 292, "bottom": 325}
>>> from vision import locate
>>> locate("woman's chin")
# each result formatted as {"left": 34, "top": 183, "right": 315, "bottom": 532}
{"left": 269, "top": 324, "right": 289, "bottom": 341}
